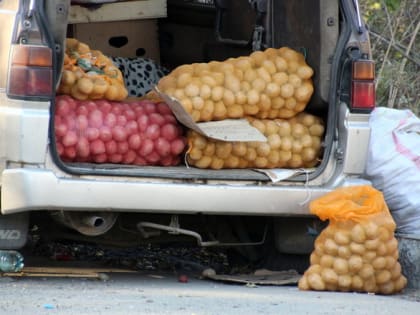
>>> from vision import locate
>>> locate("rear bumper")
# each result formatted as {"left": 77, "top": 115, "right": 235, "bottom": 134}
{"left": 1, "top": 168, "right": 371, "bottom": 216}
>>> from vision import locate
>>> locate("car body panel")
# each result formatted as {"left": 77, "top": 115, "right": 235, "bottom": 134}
{"left": 0, "top": 1, "right": 373, "bottom": 225}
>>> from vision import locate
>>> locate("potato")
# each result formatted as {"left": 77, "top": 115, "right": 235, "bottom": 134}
{"left": 337, "top": 275, "right": 352, "bottom": 291}
{"left": 363, "top": 222, "right": 379, "bottom": 239}
{"left": 349, "top": 242, "right": 365, "bottom": 255}
{"left": 298, "top": 275, "right": 310, "bottom": 291}
{"left": 390, "top": 262, "right": 402, "bottom": 280}
{"left": 280, "top": 83, "right": 295, "bottom": 98}
{"left": 255, "top": 157, "right": 268, "bottom": 168}
{"left": 333, "top": 257, "right": 349, "bottom": 275}
{"left": 337, "top": 246, "right": 352, "bottom": 259}
{"left": 320, "top": 254, "right": 334, "bottom": 268}
{"left": 211, "top": 86, "right": 224, "bottom": 102}
{"left": 321, "top": 268, "right": 338, "bottom": 285}
{"left": 274, "top": 57, "right": 288, "bottom": 72}
{"left": 213, "top": 101, "right": 227, "bottom": 119}
{"left": 325, "top": 283, "right": 338, "bottom": 291}
{"left": 77, "top": 77, "right": 94, "bottom": 95}
{"left": 250, "top": 50, "right": 266, "bottom": 66}
{"left": 378, "top": 227, "right": 391, "bottom": 242}
{"left": 348, "top": 255, "right": 363, "bottom": 273}
{"left": 394, "top": 275, "right": 407, "bottom": 292}
{"left": 211, "top": 157, "right": 225, "bottom": 169}
{"left": 365, "top": 238, "right": 380, "bottom": 251}
{"left": 235, "top": 57, "right": 253, "bottom": 71}
{"left": 314, "top": 242, "right": 325, "bottom": 257}
{"left": 362, "top": 251, "right": 377, "bottom": 263}
{"left": 351, "top": 275, "right": 364, "bottom": 291}
{"left": 92, "top": 77, "right": 110, "bottom": 95}
{"left": 334, "top": 231, "right": 351, "bottom": 246}
{"left": 256, "top": 67, "right": 272, "bottom": 83}
{"left": 306, "top": 264, "right": 322, "bottom": 275}
{"left": 201, "top": 100, "right": 215, "bottom": 121}
{"left": 376, "top": 270, "right": 392, "bottom": 285}
{"left": 235, "top": 91, "right": 247, "bottom": 104}
{"left": 385, "top": 256, "right": 396, "bottom": 270}
{"left": 192, "top": 96, "right": 205, "bottom": 110}
{"left": 359, "top": 264, "right": 375, "bottom": 279}
{"left": 379, "top": 282, "right": 395, "bottom": 295}
{"left": 247, "top": 89, "right": 260, "bottom": 105}
{"left": 225, "top": 74, "right": 241, "bottom": 92}
{"left": 386, "top": 238, "right": 398, "bottom": 255}
{"left": 324, "top": 238, "right": 339, "bottom": 256}
{"left": 227, "top": 104, "right": 244, "bottom": 118}
{"left": 309, "top": 124, "right": 324, "bottom": 137}
{"left": 265, "top": 82, "right": 281, "bottom": 97}
{"left": 310, "top": 253, "right": 320, "bottom": 265}
{"left": 177, "top": 72, "right": 193, "bottom": 88}
{"left": 232, "top": 142, "right": 247, "bottom": 157}
{"left": 376, "top": 243, "right": 388, "bottom": 256}
{"left": 351, "top": 224, "right": 367, "bottom": 243}
{"left": 194, "top": 156, "right": 212, "bottom": 168}
{"left": 288, "top": 154, "right": 303, "bottom": 168}
{"left": 71, "top": 84, "right": 88, "bottom": 100}
{"left": 61, "top": 70, "right": 76, "bottom": 86}
{"left": 307, "top": 273, "right": 326, "bottom": 291}
{"left": 189, "top": 147, "right": 202, "bottom": 160}
{"left": 363, "top": 276, "right": 377, "bottom": 293}
{"left": 262, "top": 59, "right": 277, "bottom": 74}
{"left": 372, "top": 256, "right": 387, "bottom": 270}
{"left": 216, "top": 142, "right": 232, "bottom": 159}
{"left": 297, "top": 65, "right": 314, "bottom": 79}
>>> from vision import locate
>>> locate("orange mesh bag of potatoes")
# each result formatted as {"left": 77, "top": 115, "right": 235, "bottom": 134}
{"left": 157, "top": 47, "right": 314, "bottom": 122}
{"left": 57, "top": 38, "right": 128, "bottom": 101}
{"left": 298, "top": 185, "right": 407, "bottom": 295}
{"left": 186, "top": 112, "right": 324, "bottom": 169}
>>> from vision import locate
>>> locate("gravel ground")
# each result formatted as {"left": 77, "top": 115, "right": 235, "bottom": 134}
{"left": 0, "top": 272, "right": 418, "bottom": 315}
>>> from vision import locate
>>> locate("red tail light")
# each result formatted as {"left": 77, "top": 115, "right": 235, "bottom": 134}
{"left": 7, "top": 44, "right": 53, "bottom": 98}
{"left": 350, "top": 60, "right": 376, "bottom": 112}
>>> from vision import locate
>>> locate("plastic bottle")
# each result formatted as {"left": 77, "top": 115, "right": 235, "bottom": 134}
{"left": 0, "top": 250, "right": 24, "bottom": 272}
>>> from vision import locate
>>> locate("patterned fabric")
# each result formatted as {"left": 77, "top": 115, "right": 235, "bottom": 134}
{"left": 111, "top": 57, "right": 169, "bottom": 97}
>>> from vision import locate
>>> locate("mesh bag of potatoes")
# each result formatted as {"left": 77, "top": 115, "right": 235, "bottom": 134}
{"left": 57, "top": 38, "right": 128, "bottom": 101}
{"left": 186, "top": 112, "right": 324, "bottom": 169}
{"left": 157, "top": 47, "right": 314, "bottom": 122}
{"left": 298, "top": 185, "right": 407, "bottom": 295}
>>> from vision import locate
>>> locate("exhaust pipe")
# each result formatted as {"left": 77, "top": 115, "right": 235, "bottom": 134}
{"left": 51, "top": 211, "right": 118, "bottom": 236}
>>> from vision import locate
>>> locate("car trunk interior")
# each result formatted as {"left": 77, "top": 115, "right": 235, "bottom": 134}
{"left": 54, "top": 0, "right": 340, "bottom": 182}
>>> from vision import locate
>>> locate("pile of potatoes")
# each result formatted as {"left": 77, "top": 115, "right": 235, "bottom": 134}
{"left": 186, "top": 112, "right": 324, "bottom": 169}
{"left": 298, "top": 217, "right": 407, "bottom": 295}
{"left": 57, "top": 38, "right": 128, "bottom": 101}
{"left": 158, "top": 47, "right": 314, "bottom": 122}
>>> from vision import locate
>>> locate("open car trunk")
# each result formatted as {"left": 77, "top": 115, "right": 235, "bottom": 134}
{"left": 51, "top": 0, "right": 340, "bottom": 183}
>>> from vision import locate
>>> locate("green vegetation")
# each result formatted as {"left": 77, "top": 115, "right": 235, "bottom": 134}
{"left": 360, "top": 0, "right": 419, "bottom": 115}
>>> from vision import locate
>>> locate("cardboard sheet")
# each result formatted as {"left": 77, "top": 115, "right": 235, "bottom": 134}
{"left": 155, "top": 87, "right": 267, "bottom": 142}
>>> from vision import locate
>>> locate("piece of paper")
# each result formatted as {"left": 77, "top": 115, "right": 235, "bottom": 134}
{"left": 254, "top": 168, "right": 315, "bottom": 183}
{"left": 203, "top": 269, "right": 301, "bottom": 286}
{"left": 154, "top": 87, "right": 267, "bottom": 142}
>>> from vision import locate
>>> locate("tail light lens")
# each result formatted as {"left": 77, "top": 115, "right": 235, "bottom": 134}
{"left": 7, "top": 44, "right": 53, "bottom": 99}
{"left": 350, "top": 60, "right": 376, "bottom": 112}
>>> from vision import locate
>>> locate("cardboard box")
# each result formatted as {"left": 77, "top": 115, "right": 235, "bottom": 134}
{"left": 71, "top": 19, "right": 160, "bottom": 61}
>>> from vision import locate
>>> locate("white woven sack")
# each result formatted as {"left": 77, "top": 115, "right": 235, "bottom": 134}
{"left": 365, "top": 107, "right": 420, "bottom": 234}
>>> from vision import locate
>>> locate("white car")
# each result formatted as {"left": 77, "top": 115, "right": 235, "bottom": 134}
{"left": 0, "top": 0, "right": 375, "bottom": 268}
